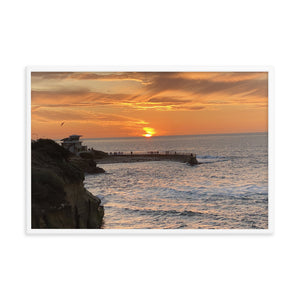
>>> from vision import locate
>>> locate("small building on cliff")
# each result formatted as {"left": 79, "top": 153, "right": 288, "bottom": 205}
{"left": 61, "top": 134, "right": 87, "bottom": 154}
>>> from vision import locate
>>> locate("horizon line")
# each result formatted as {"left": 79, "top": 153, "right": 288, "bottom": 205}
{"left": 79, "top": 131, "right": 268, "bottom": 140}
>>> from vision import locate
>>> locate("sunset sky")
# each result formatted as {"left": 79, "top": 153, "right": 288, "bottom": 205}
{"left": 31, "top": 72, "right": 268, "bottom": 139}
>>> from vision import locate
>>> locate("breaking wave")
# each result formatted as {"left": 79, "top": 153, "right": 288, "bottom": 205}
{"left": 196, "top": 155, "right": 229, "bottom": 163}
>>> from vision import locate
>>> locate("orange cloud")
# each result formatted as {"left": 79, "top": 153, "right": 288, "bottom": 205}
{"left": 31, "top": 71, "right": 268, "bottom": 138}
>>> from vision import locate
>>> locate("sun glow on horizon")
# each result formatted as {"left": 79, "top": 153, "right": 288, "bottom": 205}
{"left": 142, "top": 127, "right": 156, "bottom": 138}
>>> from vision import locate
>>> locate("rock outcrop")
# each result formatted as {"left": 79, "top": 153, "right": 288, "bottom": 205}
{"left": 187, "top": 155, "right": 199, "bottom": 166}
{"left": 71, "top": 156, "right": 105, "bottom": 174}
{"left": 31, "top": 139, "right": 104, "bottom": 229}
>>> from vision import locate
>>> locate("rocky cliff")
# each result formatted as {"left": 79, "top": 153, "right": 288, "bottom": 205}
{"left": 31, "top": 139, "right": 104, "bottom": 229}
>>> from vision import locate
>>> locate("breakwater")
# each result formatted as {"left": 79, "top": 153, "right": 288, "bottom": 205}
{"left": 95, "top": 151, "right": 198, "bottom": 165}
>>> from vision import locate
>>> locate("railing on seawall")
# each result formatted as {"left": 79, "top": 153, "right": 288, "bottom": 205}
{"left": 107, "top": 150, "right": 196, "bottom": 157}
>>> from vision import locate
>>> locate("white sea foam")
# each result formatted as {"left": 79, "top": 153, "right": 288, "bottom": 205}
{"left": 96, "top": 194, "right": 108, "bottom": 205}
{"left": 196, "top": 155, "right": 229, "bottom": 163}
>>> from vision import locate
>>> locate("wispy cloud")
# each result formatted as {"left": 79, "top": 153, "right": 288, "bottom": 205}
{"left": 31, "top": 71, "right": 268, "bottom": 138}
{"left": 32, "top": 108, "right": 148, "bottom": 126}
{"left": 32, "top": 72, "right": 268, "bottom": 111}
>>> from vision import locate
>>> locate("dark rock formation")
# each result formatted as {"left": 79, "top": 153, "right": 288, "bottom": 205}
{"left": 79, "top": 149, "right": 108, "bottom": 160}
{"left": 71, "top": 157, "right": 105, "bottom": 174}
{"left": 31, "top": 139, "right": 104, "bottom": 229}
{"left": 91, "top": 149, "right": 108, "bottom": 159}
{"left": 187, "top": 156, "right": 199, "bottom": 166}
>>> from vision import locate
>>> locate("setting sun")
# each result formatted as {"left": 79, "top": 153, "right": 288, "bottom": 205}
{"left": 142, "top": 127, "right": 156, "bottom": 138}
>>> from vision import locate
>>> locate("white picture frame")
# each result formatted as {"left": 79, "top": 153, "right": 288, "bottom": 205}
{"left": 26, "top": 66, "right": 274, "bottom": 235}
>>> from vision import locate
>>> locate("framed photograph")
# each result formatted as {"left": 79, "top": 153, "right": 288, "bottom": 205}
{"left": 26, "top": 66, "right": 273, "bottom": 234}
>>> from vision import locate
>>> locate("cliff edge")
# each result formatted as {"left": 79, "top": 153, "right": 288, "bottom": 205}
{"left": 31, "top": 139, "right": 104, "bottom": 229}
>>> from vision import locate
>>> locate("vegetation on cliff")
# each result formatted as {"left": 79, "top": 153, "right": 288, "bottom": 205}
{"left": 31, "top": 139, "right": 104, "bottom": 229}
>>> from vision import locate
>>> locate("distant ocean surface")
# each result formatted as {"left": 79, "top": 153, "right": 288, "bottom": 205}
{"left": 83, "top": 133, "right": 268, "bottom": 229}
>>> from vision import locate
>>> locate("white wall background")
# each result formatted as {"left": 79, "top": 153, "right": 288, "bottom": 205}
{"left": 0, "top": 0, "right": 299, "bottom": 299}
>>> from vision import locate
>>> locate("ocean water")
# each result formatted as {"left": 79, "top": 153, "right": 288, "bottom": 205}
{"left": 83, "top": 133, "right": 268, "bottom": 229}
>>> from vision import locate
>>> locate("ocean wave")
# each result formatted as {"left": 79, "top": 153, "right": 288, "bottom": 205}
{"left": 196, "top": 155, "right": 229, "bottom": 163}
{"left": 96, "top": 194, "right": 109, "bottom": 205}
{"left": 83, "top": 133, "right": 268, "bottom": 229}
{"left": 206, "top": 184, "right": 268, "bottom": 198}
{"left": 197, "top": 155, "right": 226, "bottom": 159}
{"left": 123, "top": 207, "right": 218, "bottom": 218}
